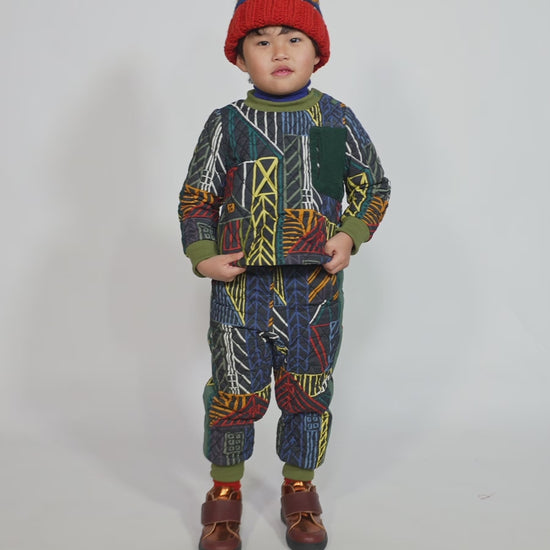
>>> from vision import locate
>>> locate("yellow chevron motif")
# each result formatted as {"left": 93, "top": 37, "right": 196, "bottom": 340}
{"left": 224, "top": 273, "right": 247, "bottom": 325}
{"left": 307, "top": 266, "right": 337, "bottom": 303}
{"left": 316, "top": 410, "right": 331, "bottom": 467}
{"left": 307, "top": 103, "right": 323, "bottom": 126}
{"left": 246, "top": 157, "right": 279, "bottom": 265}
{"left": 209, "top": 384, "right": 271, "bottom": 424}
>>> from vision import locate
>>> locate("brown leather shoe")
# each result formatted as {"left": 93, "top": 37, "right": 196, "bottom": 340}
{"left": 199, "top": 485, "right": 242, "bottom": 550}
{"left": 281, "top": 481, "right": 328, "bottom": 550}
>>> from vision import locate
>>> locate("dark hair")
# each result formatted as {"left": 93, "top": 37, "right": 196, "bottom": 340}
{"left": 236, "top": 26, "right": 321, "bottom": 60}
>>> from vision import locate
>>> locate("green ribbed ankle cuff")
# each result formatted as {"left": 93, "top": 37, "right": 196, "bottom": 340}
{"left": 210, "top": 462, "right": 245, "bottom": 483}
{"left": 282, "top": 463, "right": 315, "bottom": 482}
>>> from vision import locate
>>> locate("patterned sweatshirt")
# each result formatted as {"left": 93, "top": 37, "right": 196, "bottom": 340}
{"left": 179, "top": 89, "right": 390, "bottom": 273}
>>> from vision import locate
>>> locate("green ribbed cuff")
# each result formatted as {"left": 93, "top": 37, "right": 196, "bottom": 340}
{"left": 337, "top": 216, "right": 371, "bottom": 255}
{"left": 282, "top": 463, "right": 315, "bottom": 482}
{"left": 185, "top": 240, "right": 218, "bottom": 277}
{"left": 210, "top": 462, "right": 245, "bottom": 483}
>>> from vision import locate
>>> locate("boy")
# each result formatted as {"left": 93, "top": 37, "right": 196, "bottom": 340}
{"left": 178, "top": 1, "right": 390, "bottom": 549}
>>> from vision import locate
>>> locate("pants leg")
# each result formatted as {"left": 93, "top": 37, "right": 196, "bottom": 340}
{"left": 203, "top": 321, "right": 273, "bottom": 466}
{"left": 203, "top": 270, "right": 278, "bottom": 467}
{"left": 273, "top": 266, "right": 344, "bottom": 470}
{"left": 202, "top": 266, "right": 343, "bottom": 472}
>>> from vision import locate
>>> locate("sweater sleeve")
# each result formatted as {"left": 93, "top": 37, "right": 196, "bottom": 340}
{"left": 337, "top": 106, "right": 391, "bottom": 254}
{"left": 178, "top": 110, "right": 226, "bottom": 275}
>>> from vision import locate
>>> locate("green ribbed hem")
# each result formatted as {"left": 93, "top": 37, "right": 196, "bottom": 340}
{"left": 338, "top": 217, "right": 371, "bottom": 255}
{"left": 244, "top": 88, "right": 323, "bottom": 112}
{"left": 282, "top": 463, "right": 315, "bottom": 482}
{"left": 210, "top": 462, "right": 245, "bottom": 483}
{"left": 185, "top": 240, "right": 218, "bottom": 277}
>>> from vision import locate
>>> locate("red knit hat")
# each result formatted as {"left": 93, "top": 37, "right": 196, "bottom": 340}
{"left": 225, "top": 0, "right": 330, "bottom": 71}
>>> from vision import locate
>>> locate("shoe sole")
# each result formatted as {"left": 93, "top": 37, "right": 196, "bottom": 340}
{"left": 280, "top": 510, "right": 328, "bottom": 550}
{"left": 199, "top": 543, "right": 241, "bottom": 550}
{"left": 285, "top": 535, "right": 328, "bottom": 550}
{"left": 198, "top": 541, "right": 241, "bottom": 550}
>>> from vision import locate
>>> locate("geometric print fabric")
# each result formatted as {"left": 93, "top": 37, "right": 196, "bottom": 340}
{"left": 179, "top": 91, "right": 391, "bottom": 267}
{"left": 203, "top": 265, "right": 343, "bottom": 470}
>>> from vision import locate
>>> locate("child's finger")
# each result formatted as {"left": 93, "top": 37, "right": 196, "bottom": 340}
{"left": 224, "top": 251, "right": 245, "bottom": 263}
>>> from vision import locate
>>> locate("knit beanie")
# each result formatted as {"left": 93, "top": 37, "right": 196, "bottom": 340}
{"left": 225, "top": 0, "right": 330, "bottom": 71}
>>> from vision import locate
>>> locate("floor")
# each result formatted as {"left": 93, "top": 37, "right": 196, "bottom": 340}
{"left": 3, "top": 404, "right": 549, "bottom": 550}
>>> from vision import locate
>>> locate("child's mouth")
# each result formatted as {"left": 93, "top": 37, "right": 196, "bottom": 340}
{"left": 272, "top": 67, "right": 293, "bottom": 77}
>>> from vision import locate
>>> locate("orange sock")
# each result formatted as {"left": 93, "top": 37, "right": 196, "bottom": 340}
{"left": 284, "top": 478, "right": 310, "bottom": 486}
{"left": 214, "top": 480, "right": 241, "bottom": 491}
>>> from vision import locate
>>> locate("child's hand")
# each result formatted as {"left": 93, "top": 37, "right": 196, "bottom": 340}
{"left": 323, "top": 232, "right": 353, "bottom": 274}
{"left": 197, "top": 252, "right": 247, "bottom": 282}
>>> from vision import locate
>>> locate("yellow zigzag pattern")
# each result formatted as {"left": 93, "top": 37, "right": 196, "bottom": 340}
{"left": 316, "top": 410, "right": 331, "bottom": 467}
{"left": 307, "top": 266, "right": 336, "bottom": 303}
{"left": 346, "top": 172, "right": 369, "bottom": 212}
{"left": 247, "top": 158, "right": 278, "bottom": 265}
{"left": 178, "top": 184, "right": 218, "bottom": 219}
{"left": 225, "top": 274, "right": 247, "bottom": 325}
{"left": 281, "top": 209, "right": 318, "bottom": 255}
{"left": 307, "top": 103, "right": 323, "bottom": 126}
{"left": 209, "top": 384, "right": 272, "bottom": 424}
{"left": 273, "top": 267, "right": 287, "bottom": 306}
{"left": 285, "top": 368, "right": 333, "bottom": 398}
{"left": 365, "top": 196, "right": 390, "bottom": 228}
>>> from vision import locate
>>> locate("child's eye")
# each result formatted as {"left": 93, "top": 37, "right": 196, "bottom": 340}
{"left": 258, "top": 40, "right": 270, "bottom": 46}
{"left": 290, "top": 37, "right": 301, "bottom": 43}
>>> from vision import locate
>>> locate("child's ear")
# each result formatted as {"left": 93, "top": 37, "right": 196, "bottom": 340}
{"left": 236, "top": 55, "right": 248, "bottom": 73}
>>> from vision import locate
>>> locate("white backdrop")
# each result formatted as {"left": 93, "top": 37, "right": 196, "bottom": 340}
{"left": 2, "top": 1, "right": 549, "bottom": 549}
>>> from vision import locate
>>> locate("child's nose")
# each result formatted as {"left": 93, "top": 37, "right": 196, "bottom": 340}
{"left": 273, "top": 46, "right": 289, "bottom": 61}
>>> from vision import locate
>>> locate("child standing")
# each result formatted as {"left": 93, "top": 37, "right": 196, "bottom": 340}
{"left": 178, "top": 1, "right": 390, "bottom": 549}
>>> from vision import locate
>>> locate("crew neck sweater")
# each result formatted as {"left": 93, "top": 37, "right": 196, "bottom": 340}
{"left": 179, "top": 89, "right": 390, "bottom": 275}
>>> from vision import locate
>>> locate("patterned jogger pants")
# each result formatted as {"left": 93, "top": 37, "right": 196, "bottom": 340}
{"left": 203, "top": 265, "right": 344, "bottom": 471}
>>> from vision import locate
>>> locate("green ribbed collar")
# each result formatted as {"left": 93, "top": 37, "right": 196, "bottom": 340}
{"left": 243, "top": 88, "right": 323, "bottom": 112}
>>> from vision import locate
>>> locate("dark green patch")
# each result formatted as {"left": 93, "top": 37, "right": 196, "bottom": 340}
{"left": 309, "top": 126, "right": 347, "bottom": 201}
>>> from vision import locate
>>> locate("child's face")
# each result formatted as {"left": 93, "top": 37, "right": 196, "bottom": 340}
{"left": 236, "top": 26, "right": 320, "bottom": 95}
